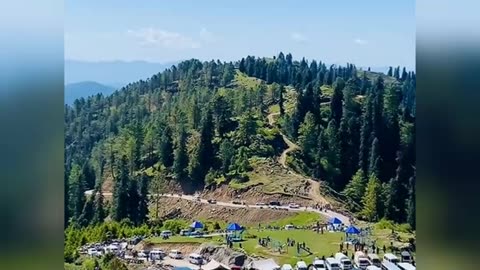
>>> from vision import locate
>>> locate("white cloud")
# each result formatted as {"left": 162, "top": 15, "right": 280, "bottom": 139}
{"left": 127, "top": 27, "right": 201, "bottom": 49}
{"left": 291, "top": 32, "right": 308, "bottom": 42}
{"left": 354, "top": 38, "right": 368, "bottom": 45}
{"left": 199, "top": 27, "right": 215, "bottom": 43}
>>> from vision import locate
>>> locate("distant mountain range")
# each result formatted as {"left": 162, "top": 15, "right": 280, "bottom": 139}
{"left": 64, "top": 60, "right": 178, "bottom": 104}
{"left": 65, "top": 81, "right": 116, "bottom": 105}
{"left": 65, "top": 60, "right": 178, "bottom": 86}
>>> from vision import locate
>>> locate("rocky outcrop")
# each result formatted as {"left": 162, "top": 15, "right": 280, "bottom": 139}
{"left": 196, "top": 243, "right": 253, "bottom": 267}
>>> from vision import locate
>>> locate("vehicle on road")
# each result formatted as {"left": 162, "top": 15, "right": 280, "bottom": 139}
{"left": 367, "top": 254, "right": 381, "bottom": 268}
{"left": 207, "top": 199, "right": 217, "bottom": 204}
{"left": 313, "top": 259, "right": 326, "bottom": 270}
{"left": 168, "top": 249, "right": 183, "bottom": 259}
{"left": 295, "top": 261, "right": 308, "bottom": 270}
{"left": 232, "top": 200, "right": 242, "bottom": 205}
{"left": 285, "top": 224, "right": 295, "bottom": 230}
{"left": 335, "top": 252, "right": 353, "bottom": 269}
{"left": 354, "top": 251, "right": 370, "bottom": 269}
{"left": 188, "top": 253, "right": 204, "bottom": 265}
{"left": 269, "top": 201, "right": 281, "bottom": 206}
{"left": 288, "top": 203, "right": 300, "bottom": 209}
{"left": 150, "top": 249, "right": 166, "bottom": 260}
{"left": 255, "top": 202, "right": 266, "bottom": 206}
{"left": 325, "top": 258, "right": 341, "bottom": 270}
{"left": 400, "top": 251, "right": 412, "bottom": 263}
{"left": 383, "top": 253, "right": 400, "bottom": 265}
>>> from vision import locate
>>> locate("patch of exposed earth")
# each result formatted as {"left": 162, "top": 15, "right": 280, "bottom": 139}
{"left": 154, "top": 197, "right": 297, "bottom": 225}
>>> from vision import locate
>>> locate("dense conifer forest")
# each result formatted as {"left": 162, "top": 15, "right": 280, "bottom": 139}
{"left": 64, "top": 52, "right": 416, "bottom": 235}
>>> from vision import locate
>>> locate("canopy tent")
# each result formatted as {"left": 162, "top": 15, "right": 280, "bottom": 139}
{"left": 246, "top": 259, "right": 280, "bottom": 270}
{"left": 226, "top": 223, "right": 242, "bottom": 231}
{"left": 328, "top": 217, "right": 343, "bottom": 224}
{"left": 345, "top": 225, "right": 360, "bottom": 234}
{"left": 190, "top": 221, "right": 204, "bottom": 229}
{"left": 226, "top": 223, "right": 243, "bottom": 242}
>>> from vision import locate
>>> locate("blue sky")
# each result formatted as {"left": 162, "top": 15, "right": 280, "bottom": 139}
{"left": 65, "top": 0, "right": 415, "bottom": 69}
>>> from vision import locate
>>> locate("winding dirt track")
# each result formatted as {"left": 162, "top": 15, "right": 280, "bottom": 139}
{"left": 267, "top": 112, "right": 327, "bottom": 205}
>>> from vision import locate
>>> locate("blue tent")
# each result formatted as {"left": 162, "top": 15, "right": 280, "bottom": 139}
{"left": 226, "top": 223, "right": 242, "bottom": 231}
{"left": 328, "top": 217, "right": 343, "bottom": 225}
{"left": 345, "top": 225, "right": 360, "bottom": 234}
{"left": 190, "top": 221, "right": 204, "bottom": 229}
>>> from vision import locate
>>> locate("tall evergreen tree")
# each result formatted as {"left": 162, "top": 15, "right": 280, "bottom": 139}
{"left": 112, "top": 155, "right": 130, "bottom": 221}
{"left": 91, "top": 191, "right": 106, "bottom": 225}
{"left": 159, "top": 125, "right": 174, "bottom": 167}
{"left": 343, "top": 169, "right": 367, "bottom": 208}
{"left": 279, "top": 84, "right": 285, "bottom": 115}
{"left": 361, "top": 174, "right": 383, "bottom": 222}
{"left": 173, "top": 126, "right": 188, "bottom": 180}
{"left": 219, "top": 140, "right": 235, "bottom": 174}
{"left": 127, "top": 178, "right": 140, "bottom": 224}
{"left": 298, "top": 112, "right": 319, "bottom": 161}
{"left": 138, "top": 174, "right": 150, "bottom": 224}
{"left": 330, "top": 78, "right": 345, "bottom": 126}
{"left": 68, "top": 164, "right": 86, "bottom": 223}
{"left": 369, "top": 137, "right": 381, "bottom": 178}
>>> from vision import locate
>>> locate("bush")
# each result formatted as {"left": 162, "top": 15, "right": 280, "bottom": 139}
{"left": 162, "top": 219, "right": 188, "bottom": 234}
{"left": 376, "top": 218, "right": 412, "bottom": 233}
{"left": 214, "top": 222, "right": 221, "bottom": 230}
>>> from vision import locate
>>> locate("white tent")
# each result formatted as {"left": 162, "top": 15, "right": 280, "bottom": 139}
{"left": 246, "top": 259, "right": 280, "bottom": 270}
{"left": 203, "top": 259, "right": 231, "bottom": 270}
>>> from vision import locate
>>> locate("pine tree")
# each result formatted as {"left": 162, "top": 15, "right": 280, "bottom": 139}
{"left": 173, "top": 126, "right": 188, "bottom": 180}
{"left": 159, "top": 125, "right": 174, "bottom": 167}
{"left": 112, "top": 155, "right": 130, "bottom": 221}
{"left": 79, "top": 197, "right": 94, "bottom": 227}
{"left": 138, "top": 174, "right": 150, "bottom": 224}
{"left": 387, "top": 67, "right": 393, "bottom": 77}
{"left": 68, "top": 163, "right": 86, "bottom": 223}
{"left": 219, "top": 140, "right": 235, "bottom": 174}
{"left": 330, "top": 78, "right": 345, "bottom": 126}
{"left": 298, "top": 112, "right": 319, "bottom": 161}
{"left": 361, "top": 174, "right": 383, "bottom": 221}
{"left": 191, "top": 108, "right": 215, "bottom": 184}
{"left": 406, "top": 174, "right": 416, "bottom": 229}
{"left": 343, "top": 169, "right": 367, "bottom": 208}
{"left": 369, "top": 137, "right": 381, "bottom": 177}
{"left": 279, "top": 84, "right": 285, "bottom": 115}
{"left": 92, "top": 191, "right": 106, "bottom": 225}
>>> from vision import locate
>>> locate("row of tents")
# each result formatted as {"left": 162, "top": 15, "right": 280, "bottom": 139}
{"left": 328, "top": 217, "right": 361, "bottom": 234}
{"left": 190, "top": 221, "right": 243, "bottom": 231}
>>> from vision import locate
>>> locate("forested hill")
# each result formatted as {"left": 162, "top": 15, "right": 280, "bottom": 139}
{"left": 64, "top": 53, "right": 415, "bottom": 229}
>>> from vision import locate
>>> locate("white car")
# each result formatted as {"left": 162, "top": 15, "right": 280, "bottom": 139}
{"left": 288, "top": 203, "right": 300, "bottom": 209}
{"left": 87, "top": 248, "right": 101, "bottom": 257}
{"left": 313, "top": 259, "right": 326, "bottom": 270}
{"left": 160, "top": 230, "right": 173, "bottom": 237}
{"left": 169, "top": 249, "right": 183, "bottom": 259}
{"left": 255, "top": 202, "right": 266, "bottom": 206}
{"left": 281, "top": 264, "right": 293, "bottom": 270}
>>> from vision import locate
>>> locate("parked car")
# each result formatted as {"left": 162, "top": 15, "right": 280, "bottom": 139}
{"left": 150, "top": 249, "right": 166, "bottom": 260}
{"left": 232, "top": 201, "right": 242, "bottom": 205}
{"left": 189, "top": 231, "right": 203, "bottom": 237}
{"left": 189, "top": 253, "right": 204, "bottom": 265}
{"left": 255, "top": 202, "right": 266, "bottom": 206}
{"left": 288, "top": 203, "right": 300, "bottom": 209}
{"left": 285, "top": 224, "right": 295, "bottom": 230}
{"left": 169, "top": 249, "right": 183, "bottom": 259}
{"left": 207, "top": 199, "right": 217, "bottom": 204}
{"left": 313, "top": 259, "right": 326, "bottom": 270}
{"left": 269, "top": 201, "right": 281, "bottom": 206}
{"left": 160, "top": 230, "right": 173, "bottom": 237}
{"left": 281, "top": 264, "right": 293, "bottom": 270}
